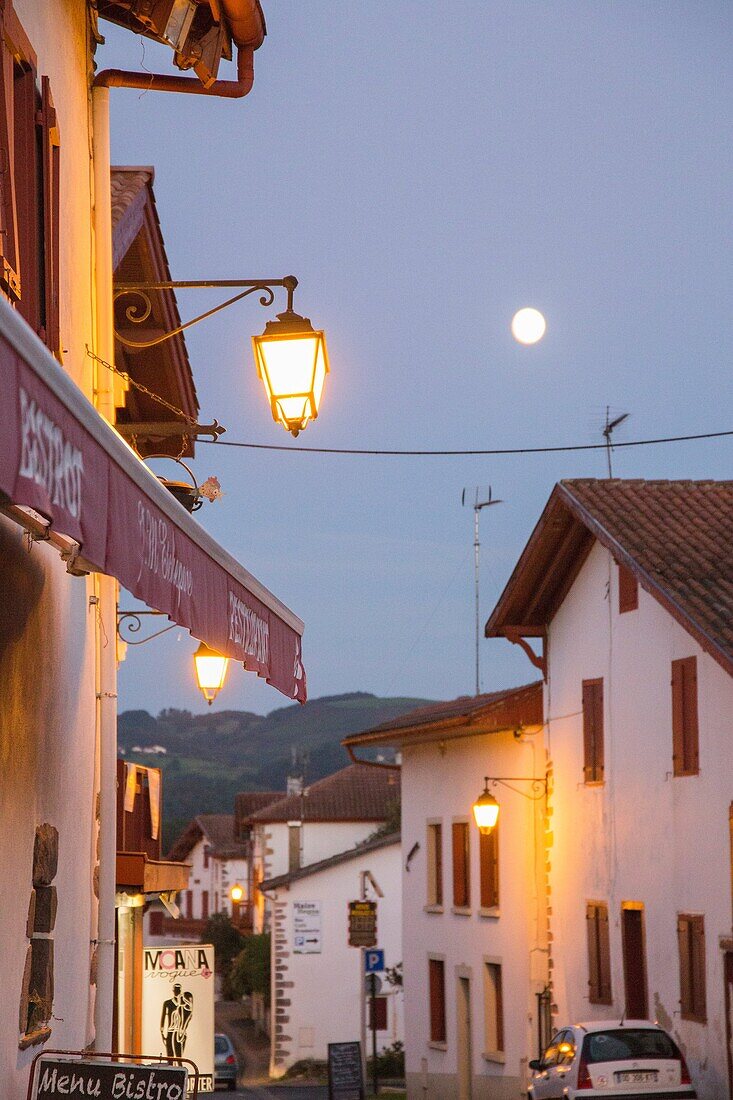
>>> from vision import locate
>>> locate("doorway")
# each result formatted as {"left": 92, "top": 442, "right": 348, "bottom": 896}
{"left": 723, "top": 952, "right": 733, "bottom": 1099}
{"left": 621, "top": 904, "right": 648, "bottom": 1019}
{"left": 456, "top": 975, "right": 473, "bottom": 1100}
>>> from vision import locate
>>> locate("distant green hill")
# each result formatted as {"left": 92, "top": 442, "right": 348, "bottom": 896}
{"left": 119, "top": 692, "right": 432, "bottom": 850}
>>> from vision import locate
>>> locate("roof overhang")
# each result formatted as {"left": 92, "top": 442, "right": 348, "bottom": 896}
{"left": 116, "top": 852, "right": 190, "bottom": 895}
{"left": 343, "top": 682, "right": 543, "bottom": 750}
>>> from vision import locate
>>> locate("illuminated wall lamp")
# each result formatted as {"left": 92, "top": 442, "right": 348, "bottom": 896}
{"left": 194, "top": 641, "right": 229, "bottom": 706}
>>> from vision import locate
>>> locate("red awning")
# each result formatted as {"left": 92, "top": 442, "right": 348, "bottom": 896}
{"left": 0, "top": 300, "right": 306, "bottom": 702}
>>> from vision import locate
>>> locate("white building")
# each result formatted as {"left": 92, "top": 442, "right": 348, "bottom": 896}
{"left": 145, "top": 815, "right": 249, "bottom": 942}
{"left": 245, "top": 762, "right": 401, "bottom": 934}
{"left": 261, "top": 830, "right": 403, "bottom": 1077}
{"left": 486, "top": 478, "right": 733, "bottom": 1100}
{"left": 344, "top": 684, "right": 546, "bottom": 1100}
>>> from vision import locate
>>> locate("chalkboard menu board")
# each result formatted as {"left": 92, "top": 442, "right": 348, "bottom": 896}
{"left": 32, "top": 1058, "right": 188, "bottom": 1100}
{"left": 327, "top": 1041, "right": 364, "bottom": 1100}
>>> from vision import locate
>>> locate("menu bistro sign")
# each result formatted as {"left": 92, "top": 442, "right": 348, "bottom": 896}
{"left": 32, "top": 1058, "right": 187, "bottom": 1100}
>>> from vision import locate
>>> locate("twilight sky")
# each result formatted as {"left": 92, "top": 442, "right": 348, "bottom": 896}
{"left": 103, "top": 2, "right": 732, "bottom": 717}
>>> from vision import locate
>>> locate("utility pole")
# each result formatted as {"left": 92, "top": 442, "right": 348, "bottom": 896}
{"left": 602, "top": 407, "right": 629, "bottom": 478}
{"left": 462, "top": 487, "right": 503, "bottom": 695}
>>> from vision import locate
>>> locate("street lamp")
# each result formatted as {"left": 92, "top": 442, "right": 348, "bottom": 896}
{"left": 472, "top": 779, "right": 499, "bottom": 835}
{"left": 194, "top": 641, "right": 229, "bottom": 705}
{"left": 113, "top": 274, "right": 329, "bottom": 438}
{"left": 230, "top": 883, "right": 244, "bottom": 903}
{"left": 472, "top": 775, "right": 548, "bottom": 834}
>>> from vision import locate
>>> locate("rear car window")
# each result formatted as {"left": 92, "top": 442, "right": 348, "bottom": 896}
{"left": 582, "top": 1029, "right": 677, "bottom": 1064}
{"left": 215, "top": 1035, "right": 230, "bottom": 1054}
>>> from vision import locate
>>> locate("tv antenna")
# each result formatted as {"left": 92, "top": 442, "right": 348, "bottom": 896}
{"left": 602, "top": 407, "right": 629, "bottom": 477}
{"left": 462, "top": 487, "right": 503, "bottom": 695}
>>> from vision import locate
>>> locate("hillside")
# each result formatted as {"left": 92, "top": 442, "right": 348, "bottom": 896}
{"left": 119, "top": 692, "right": 432, "bottom": 850}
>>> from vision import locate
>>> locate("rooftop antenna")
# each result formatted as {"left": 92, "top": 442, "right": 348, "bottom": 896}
{"left": 462, "top": 486, "right": 503, "bottom": 695}
{"left": 602, "top": 407, "right": 629, "bottom": 477}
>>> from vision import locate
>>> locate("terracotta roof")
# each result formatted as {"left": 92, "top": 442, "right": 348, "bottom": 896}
{"left": 485, "top": 479, "right": 733, "bottom": 677}
{"left": 166, "top": 814, "right": 247, "bottom": 862}
{"left": 261, "top": 830, "right": 400, "bottom": 892}
{"left": 343, "top": 682, "right": 543, "bottom": 748}
{"left": 247, "top": 763, "right": 400, "bottom": 824}
{"left": 234, "top": 791, "right": 283, "bottom": 836}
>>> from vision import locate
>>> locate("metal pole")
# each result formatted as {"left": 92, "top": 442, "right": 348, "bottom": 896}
{"left": 371, "top": 973, "right": 378, "bottom": 1096}
{"left": 360, "top": 873, "right": 367, "bottom": 1088}
{"left": 473, "top": 504, "right": 480, "bottom": 696}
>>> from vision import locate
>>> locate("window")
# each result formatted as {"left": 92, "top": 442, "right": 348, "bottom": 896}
{"left": 428, "top": 958, "right": 446, "bottom": 1044}
{"left": 203, "top": 844, "right": 210, "bottom": 869}
{"left": 479, "top": 826, "right": 499, "bottom": 910}
{"left": 586, "top": 902, "right": 612, "bottom": 1004}
{"left": 201, "top": 890, "right": 209, "bottom": 920}
{"left": 452, "top": 821, "right": 470, "bottom": 908}
{"left": 582, "top": 678, "right": 604, "bottom": 783}
{"left": 426, "top": 821, "right": 443, "bottom": 907}
{"left": 483, "top": 961, "right": 504, "bottom": 1056}
{"left": 618, "top": 564, "right": 638, "bottom": 613}
{"left": 672, "top": 657, "right": 699, "bottom": 776}
{"left": 678, "top": 914, "right": 706, "bottom": 1022}
{"left": 0, "top": 12, "right": 60, "bottom": 356}
{"left": 148, "top": 909, "right": 164, "bottom": 936}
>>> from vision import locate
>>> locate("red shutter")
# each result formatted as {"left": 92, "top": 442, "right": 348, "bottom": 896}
{"left": 12, "top": 62, "right": 38, "bottom": 330}
{"left": 452, "top": 823, "right": 469, "bottom": 908}
{"left": 40, "top": 75, "right": 59, "bottom": 358}
{"left": 434, "top": 823, "right": 443, "bottom": 907}
{"left": 678, "top": 915, "right": 692, "bottom": 1017}
{"left": 494, "top": 964, "right": 504, "bottom": 1053}
{"left": 598, "top": 904, "right": 612, "bottom": 1004}
{"left": 429, "top": 959, "right": 446, "bottom": 1043}
{"left": 691, "top": 915, "right": 706, "bottom": 1022}
{"left": 672, "top": 658, "right": 699, "bottom": 776}
{"left": 149, "top": 909, "right": 164, "bottom": 935}
{"left": 0, "top": 24, "right": 20, "bottom": 299}
{"left": 587, "top": 903, "right": 600, "bottom": 1001}
{"left": 618, "top": 564, "right": 638, "bottom": 613}
{"left": 201, "top": 890, "right": 209, "bottom": 920}
{"left": 369, "top": 996, "right": 388, "bottom": 1031}
{"left": 583, "top": 680, "right": 604, "bottom": 783}
{"left": 480, "top": 827, "right": 499, "bottom": 909}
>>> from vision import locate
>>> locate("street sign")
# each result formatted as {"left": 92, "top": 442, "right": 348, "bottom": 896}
{"left": 293, "top": 899, "right": 322, "bottom": 954}
{"left": 364, "top": 948, "right": 384, "bottom": 973}
{"left": 348, "top": 900, "right": 377, "bottom": 948}
{"left": 327, "top": 1040, "right": 364, "bottom": 1100}
{"left": 364, "top": 974, "right": 382, "bottom": 995}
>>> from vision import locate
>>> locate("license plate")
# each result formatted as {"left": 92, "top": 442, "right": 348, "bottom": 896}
{"left": 615, "top": 1070, "right": 659, "bottom": 1084}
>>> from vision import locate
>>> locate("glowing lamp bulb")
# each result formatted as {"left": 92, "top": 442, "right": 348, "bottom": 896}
{"left": 472, "top": 783, "right": 499, "bottom": 835}
{"left": 230, "top": 884, "right": 244, "bottom": 903}
{"left": 194, "top": 642, "right": 229, "bottom": 706}
{"left": 511, "top": 307, "right": 546, "bottom": 345}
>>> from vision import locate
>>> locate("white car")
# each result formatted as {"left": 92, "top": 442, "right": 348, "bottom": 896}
{"left": 528, "top": 1020, "right": 697, "bottom": 1098}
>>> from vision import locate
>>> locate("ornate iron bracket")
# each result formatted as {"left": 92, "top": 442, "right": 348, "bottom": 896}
{"left": 482, "top": 775, "right": 548, "bottom": 801}
{"left": 117, "top": 610, "right": 176, "bottom": 646}
{"left": 113, "top": 274, "right": 298, "bottom": 350}
{"left": 116, "top": 419, "right": 226, "bottom": 444}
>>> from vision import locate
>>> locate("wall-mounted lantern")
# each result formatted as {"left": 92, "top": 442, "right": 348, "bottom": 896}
{"left": 194, "top": 641, "right": 229, "bottom": 706}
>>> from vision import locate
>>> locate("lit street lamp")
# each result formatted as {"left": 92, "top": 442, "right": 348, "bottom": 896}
{"left": 230, "top": 883, "right": 244, "bottom": 903}
{"left": 194, "top": 642, "right": 229, "bottom": 705}
{"left": 472, "top": 779, "right": 500, "bottom": 835}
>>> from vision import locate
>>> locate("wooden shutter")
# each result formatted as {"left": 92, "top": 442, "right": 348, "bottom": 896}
{"left": 0, "top": 17, "right": 20, "bottom": 300}
{"left": 618, "top": 564, "right": 638, "bottom": 613}
{"left": 582, "top": 679, "right": 604, "bottom": 783}
{"left": 429, "top": 959, "right": 446, "bottom": 1042}
{"left": 201, "top": 890, "right": 209, "bottom": 920}
{"left": 452, "top": 822, "right": 469, "bottom": 908}
{"left": 39, "top": 75, "right": 60, "bottom": 357}
{"left": 434, "top": 823, "right": 442, "bottom": 906}
{"left": 369, "top": 996, "right": 388, "bottom": 1031}
{"left": 672, "top": 657, "right": 699, "bottom": 776}
{"left": 679, "top": 914, "right": 706, "bottom": 1022}
{"left": 12, "top": 62, "right": 38, "bottom": 329}
{"left": 494, "top": 964, "right": 504, "bottom": 1053}
{"left": 480, "top": 827, "right": 499, "bottom": 909}
{"left": 587, "top": 902, "right": 612, "bottom": 1004}
{"left": 149, "top": 909, "right": 164, "bottom": 935}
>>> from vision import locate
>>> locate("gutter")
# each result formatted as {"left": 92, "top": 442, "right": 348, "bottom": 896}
{"left": 93, "top": 43, "right": 255, "bottom": 99}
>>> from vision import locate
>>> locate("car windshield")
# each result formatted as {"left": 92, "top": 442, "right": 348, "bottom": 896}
{"left": 215, "top": 1035, "right": 230, "bottom": 1054}
{"left": 583, "top": 1029, "right": 677, "bottom": 1064}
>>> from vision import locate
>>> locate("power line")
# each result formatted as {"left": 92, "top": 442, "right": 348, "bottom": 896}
{"left": 199, "top": 427, "right": 733, "bottom": 457}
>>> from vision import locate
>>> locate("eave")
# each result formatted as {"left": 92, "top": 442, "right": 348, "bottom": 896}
{"left": 116, "top": 852, "right": 190, "bottom": 895}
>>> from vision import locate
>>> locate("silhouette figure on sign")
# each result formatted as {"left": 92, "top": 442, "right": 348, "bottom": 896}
{"left": 160, "top": 983, "right": 194, "bottom": 1059}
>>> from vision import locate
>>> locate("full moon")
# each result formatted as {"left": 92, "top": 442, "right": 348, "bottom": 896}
{"left": 511, "top": 307, "right": 547, "bottom": 345}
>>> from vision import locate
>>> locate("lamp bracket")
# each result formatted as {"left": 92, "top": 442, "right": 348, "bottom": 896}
{"left": 117, "top": 610, "right": 176, "bottom": 646}
{"left": 116, "top": 419, "right": 226, "bottom": 444}
{"left": 482, "top": 775, "right": 548, "bottom": 802}
{"left": 113, "top": 275, "right": 299, "bottom": 350}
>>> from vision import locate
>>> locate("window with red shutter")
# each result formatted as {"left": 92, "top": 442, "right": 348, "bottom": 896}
{"left": 426, "top": 821, "right": 443, "bottom": 907}
{"left": 678, "top": 914, "right": 706, "bottom": 1022}
{"left": 586, "top": 901, "right": 612, "bottom": 1005}
{"left": 479, "top": 826, "right": 499, "bottom": 909}
{"left": 582, "top": 679, "right": 604, "bottom": 784}
{"left": 452, "top": 821, "right": 470, "bottom": 909}
{"left": 618, "top": 564, "right": 638, "bottom": 613}
{"left": 428, "top": 958, "right": 446, "bottom": 1043}
{"left": 483, "top": 962, "right": 504, "bottom": 1055}
{"left": 672, "top": 657, "right": 699, "bottom": 777}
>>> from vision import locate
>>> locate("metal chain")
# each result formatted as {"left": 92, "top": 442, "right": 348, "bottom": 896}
{"left": 85, "top": 345, "right": 197, "bottom": 424}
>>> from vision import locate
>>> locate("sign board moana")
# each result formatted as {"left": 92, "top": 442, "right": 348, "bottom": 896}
{"left": 142, "top": 945, "right": 215, "bottom": 1093}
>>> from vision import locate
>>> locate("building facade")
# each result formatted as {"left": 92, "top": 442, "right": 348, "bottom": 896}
{"left": 261, "top": 831, "right": 403, "bottom": 1077}
{"left": 487, "top": 479, "right": 733, "bottom": 1100}
{"left": 345, "top": 685, "right": 546, "bottom": 1100}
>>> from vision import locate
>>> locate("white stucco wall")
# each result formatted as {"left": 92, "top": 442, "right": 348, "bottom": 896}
{"left": 546, "top": 540, "right": 733, "bottom": 1100}
{"left": 0, "top": 4, "right": 101, "bottom": 1096}
{"left": 184, "top": 836, "right": 248, "bottom": 918}
{"left": 268, "top": 838, "right": 403, "bottom": 1073}
{"left": 401, "top": 728, "right": 548, "bottom": 1100}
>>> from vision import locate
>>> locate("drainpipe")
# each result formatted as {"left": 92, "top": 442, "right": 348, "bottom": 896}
{"left": 91, "top": 83, "right": 118, "bottom": 1052}
{"left": 93, "top": 44, "right": 255, "bottom": 99}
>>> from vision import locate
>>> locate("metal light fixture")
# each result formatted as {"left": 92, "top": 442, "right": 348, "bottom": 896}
{"left": 113, "top": 274, "right": 329, "bottom": 438}
{"left": 472, "top": 779, "right": 500, "bottom": 835}
{"left": 194, "top": 641, "right": 229, "bottom": 705}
